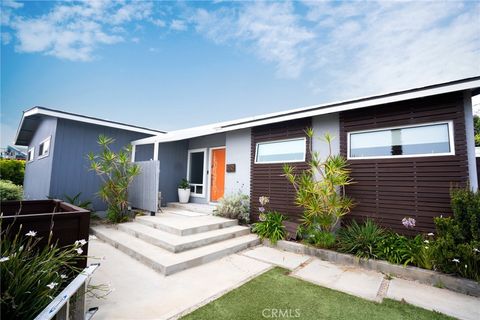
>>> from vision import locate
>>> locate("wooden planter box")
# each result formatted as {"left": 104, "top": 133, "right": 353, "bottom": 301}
{"left": 0, "top": 199, "right": 90, "bottom": 268}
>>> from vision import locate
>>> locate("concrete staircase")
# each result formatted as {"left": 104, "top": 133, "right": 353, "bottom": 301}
{"left": 91, "top": 210, "right": 259, "bottom": 276}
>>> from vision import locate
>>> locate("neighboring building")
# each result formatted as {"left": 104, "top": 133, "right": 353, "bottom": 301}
{"left": 14, "top": 77, "right": 480, "bottom": 234}
{"left": 14, "top": 107, "right": 164, "bottom": 210}
{"left": 131, "top": 76, "right": 480, "bottom": 234}
{"left": 0, "top": 145, "right": 27, "bottom": 160}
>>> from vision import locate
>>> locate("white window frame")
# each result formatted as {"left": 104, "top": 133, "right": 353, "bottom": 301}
{"left": 254, "top": 137, "right": 307, "bottom": 164}
{"left": 186, "top": 148, "right": 207, "bottom": 198}
{"left": 347, "top": 121, "right": 455, "bottom": 160}
{"left": 38, "top": 136, "right": 51, "bottom": 159}
{"left": 27, "top": 147, "right": 35, "bottom": 162}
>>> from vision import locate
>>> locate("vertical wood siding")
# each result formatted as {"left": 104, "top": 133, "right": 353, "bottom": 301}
{"left": 340, "top": 92, "right": 469, "bottom": 234}
{"left": 250, "top": 118, "right": 311, "bottom": 236}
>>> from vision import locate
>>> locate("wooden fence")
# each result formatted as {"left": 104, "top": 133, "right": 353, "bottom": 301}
{"left": 128, "top": 160, "right": 160, "bottom": 213}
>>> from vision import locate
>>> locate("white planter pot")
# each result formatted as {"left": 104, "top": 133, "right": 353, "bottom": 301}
{"left": 178, "top": 188, "right": 191, "bottom": 203}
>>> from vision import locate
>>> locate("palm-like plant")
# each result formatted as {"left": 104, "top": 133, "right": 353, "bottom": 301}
{"left": 283, "top": 129, "right": 354, "bottom": 233}
{"left": 87, "top": 135, "right": 140, "bottom": 223}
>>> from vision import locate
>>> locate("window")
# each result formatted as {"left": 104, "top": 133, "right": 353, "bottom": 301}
{"left": 348, "top": 122, "right": 454, "bottom": 159}
{"left": 27, "top": 147, "right": 34, "bottom": 162}
{"left": 255, "top": 138, "right": 306, "bottom": 164}
{"left": 187, "top": 149, "right": 206, "bottom": 197}
{"left": 38, "top": 137, "right": 51, "bottom": 158}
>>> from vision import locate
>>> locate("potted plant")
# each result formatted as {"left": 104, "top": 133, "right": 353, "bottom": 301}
{"left": 178, "top": 179, "right": 190, "bottom": 203}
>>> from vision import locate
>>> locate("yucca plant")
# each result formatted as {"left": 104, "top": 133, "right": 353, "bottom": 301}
{"left": 64, "top": 192, "right": 92, "bottom": 210}
{"left": 283, "top": 129, "right": 354, "bottom": 233}
{"left": 337, "top": 219, "right": 385, "bottom": 259}
{"left": 87, "top": 135, "right": 140, "bottom": 223}
{"left": 0, "top": 222, "right": 85, "bottom": 319}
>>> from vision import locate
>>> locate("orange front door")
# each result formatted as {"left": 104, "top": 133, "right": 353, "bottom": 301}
{"left": 210, "top": 148, "right": 226, "bottom": 202}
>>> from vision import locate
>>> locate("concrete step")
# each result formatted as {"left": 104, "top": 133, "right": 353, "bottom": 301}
{"left": 135, "top": 213, "right": 237, "bottom": 236}
{"left": 117, "top": 222, "right": 250, "bottom": 253}
{"left": 91, "top": 225, "right": 260, "bottom": 275}
{"left": 167, "top": 202, "right": 217, "bottom": 215}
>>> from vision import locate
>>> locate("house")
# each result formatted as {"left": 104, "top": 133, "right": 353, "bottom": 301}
{"left": 14, "top": 77, "right": 480, "bottom": 234}
{"left": 130, "top": 76, "right": 480, "bottom": 234}
{"left": 0, "top": 145, "right": 27, "bottom": 160}
{"left": 14, "top": 107, "right": 163, "bottom": 210}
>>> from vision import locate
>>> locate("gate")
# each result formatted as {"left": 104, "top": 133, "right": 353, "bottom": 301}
{"left": 128, "top": 160, "right": 160, "bottom": 213}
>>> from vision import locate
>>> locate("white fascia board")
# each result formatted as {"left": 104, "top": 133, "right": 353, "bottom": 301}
{"left": 131, "top": 77, "right": 480, "bottom": 146}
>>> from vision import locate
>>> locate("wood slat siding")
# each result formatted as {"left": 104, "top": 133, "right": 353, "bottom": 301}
{"left": 340, "top": 92, "right": 469, "bottom": 234}
{"left": 250, "top": 118, "right": 311, "bottom": 237}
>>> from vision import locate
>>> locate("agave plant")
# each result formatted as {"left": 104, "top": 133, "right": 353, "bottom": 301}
{"left": 87, "top": 135, "right": 140, "bottom": 223}
{"left": 283, "top": 129, "right": 354, "bottom": 233}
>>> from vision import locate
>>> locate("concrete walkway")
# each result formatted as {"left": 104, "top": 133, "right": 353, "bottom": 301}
{"left": 87, "top": 239, "right": 479, "bottom": 320}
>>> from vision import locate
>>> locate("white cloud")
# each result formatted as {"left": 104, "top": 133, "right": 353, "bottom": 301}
{"left": 151, "top": 19, "right": 166, "bottom": 27}
{"left": 2, "top": 1, "right": 153, "bottom": 61}
{"left": 1, "top": 32, "right": 11, "bottom": 45}
{"left": 192, "top": 1, "right": 314, "bottom": 78}
{"left": 170, "top": 19, "right": 187, "bottom": 31}
{"left": 2, "top": 0, "right": 23, "bottom": 9}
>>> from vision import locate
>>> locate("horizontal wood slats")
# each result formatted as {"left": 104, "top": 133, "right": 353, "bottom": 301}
{"left": 340, "top": 92, "right": 469, "bottom": 234}
{"left": 250, "top": 118, "right": 311, "bottom": 237}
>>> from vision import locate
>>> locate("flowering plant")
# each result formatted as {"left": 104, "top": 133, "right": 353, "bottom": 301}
{"left": 402, "top": 217, "right": 416, "bottom": 229}
{"left": 0, "top": 223, "right": 87, "bottom": 319}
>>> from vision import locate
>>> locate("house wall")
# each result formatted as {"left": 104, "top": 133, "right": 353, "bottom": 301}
{"left": 187, "top": 133, "right": 226, "bottom": 204}
{"left": 463, "top": 91, "right": 478, "bottom": 190}
{"left": 23, "top": 117, "right": 58, "bottom": 200}
{"left": 158, "top": 141, "right": 188, "bottom": 206}
{"left": 50, "top": 119, "right": 150, "bottom": 211}
{"left": 340, "top": 92, "right": 469, "bottom": 234}
{"left": 250, "top": 118, "right": 312, "bottom": 236}
{"left": 312, "top": 113, "right": 340, "bottom": 160}
{"left": 225, "top": 128, "right": 251, "bottom": 196}
{"left": 135, "top": 143, "right": 155, "bottom": 161}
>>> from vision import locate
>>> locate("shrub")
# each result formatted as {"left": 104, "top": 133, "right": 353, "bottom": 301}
{"left": 375, "top": 232, "right": 415, "bottom": 265}
{"left": 252, "top": 211, "right": 287, "bottom": 245}
{"left": 284, "top": 130, "right": 354, "bottom": 233}
{"left": 0, "top": 159, "right": 25, "bottom": 185}
{"left": 213, "top": 192, "right": 250, "bottom": 224}
{"left": 0, "top": 180, "right": 23, "bottom": 201}
{"left": 87, "top": 135, "right": 140, "bottom": 223}
{"left": 0, "top": 224, "right": 85, "bottom": 319}
{"left": 337, "top": 219, "right": 385, "bottom": 259}
{"left": 449, "top": 187, "right": 480, "bottom": 242}
{"left": 297, "top": 225, "right": 336, "bottom": 249}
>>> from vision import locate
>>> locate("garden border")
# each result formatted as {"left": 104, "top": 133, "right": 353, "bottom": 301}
{"left": 263, "top": 240, "right": 480, "bottom": 297}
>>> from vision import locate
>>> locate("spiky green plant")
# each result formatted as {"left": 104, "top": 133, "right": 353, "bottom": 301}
{"left": 283, "top": 129, "right": 354, "bottom": 233}
{"left": 252, "top": 211, "right": 287, "bottom": 244}
{"left": 0, "top": 223, "right": 85, "bottom": 319}
{"left": 87, "top": 135, "right": 140, "bottom": 223}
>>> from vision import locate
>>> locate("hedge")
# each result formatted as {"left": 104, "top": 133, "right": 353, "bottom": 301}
{"left": 0, "top": 159, "right": 25, "bottom": 185}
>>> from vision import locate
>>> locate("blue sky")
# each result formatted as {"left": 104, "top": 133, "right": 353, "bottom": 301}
{"left": 1, "top": 0, "right": 479, "bottom": 147}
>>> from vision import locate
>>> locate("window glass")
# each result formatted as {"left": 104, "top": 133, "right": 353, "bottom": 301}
{"left": 349, "top": 123, "right": 452, "bottom": 158}
{"left": 255, "top": 138, "right": 306, "bottom": 163}
{"left": 27, "top": 148, "right": 34, "bottom": 162}
{"left": 39, "top": 138, "right": 50, "bottom": 157}
{"left": 189, "top": 152, "right": 204, "bottom": 185}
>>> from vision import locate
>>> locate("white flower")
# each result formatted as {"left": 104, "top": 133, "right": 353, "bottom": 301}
{"left": 74, "top": 239, "right": 87, "bottom": 247}
{"left": 0, "top": 256, "right": 9, "bottom": 263}
{"left": 60, "top": 274, "right": 67, "bottom": 279}
{"left": 424, "top": 240, "right": 429, "bottom": 243}
{"left": 75, "top": 248, "right": 83, "bottom": 255}
{"left": 89, "top": 235, "right": 97, "bottom": 240}
{"left": 427, "top": 233, "right": 434, "bottom": 236}
{"left": 465, "top": 265, "right": 468, "bottom": 269}
{"left": 452, "top": 258, "right": 460, "bottom": 263}
{"left": 46, "top": 282, "right": 58, "bottom": 289}
{"left": 474, "top": 248, "right": 480, "bottom": 253}
{"left": 25, "top": 230, "right": 37, "bottom": 237}
{"left": 424, "top": 246, "right": 429, "bottom": 249}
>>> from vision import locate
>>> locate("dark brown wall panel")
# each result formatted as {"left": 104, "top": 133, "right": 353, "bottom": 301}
{"left": 250, "top": 118, "right": 311, "bottom": 236}
{"left": 340, "top": 92, "right": 468, "bottom": 234}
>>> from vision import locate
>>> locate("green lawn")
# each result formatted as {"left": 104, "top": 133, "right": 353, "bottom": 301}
{"left": 182, "top": 267, "right": 452, "bottom": 320}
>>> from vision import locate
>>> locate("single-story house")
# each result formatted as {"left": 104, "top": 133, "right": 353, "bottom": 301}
{"left": 14, "top": 107, "right": 163, "bottom": 210}
{"left": 0, "top": 145, "right": 27, "bottom": 160}
{"left": 130, "top": 76, "right": 479, "bottom": 234}
{"left": 14, "top": 76, "right": 480, "bottom": 234}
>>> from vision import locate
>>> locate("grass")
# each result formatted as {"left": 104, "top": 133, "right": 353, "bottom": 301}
{"left": 182, "top": 267, "right": 452, "bottom": 320}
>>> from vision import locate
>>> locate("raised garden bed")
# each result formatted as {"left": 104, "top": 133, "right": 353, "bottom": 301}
{"left": 0, "top": 199, "right": 90, "bottom": 267}
{"left": 264, "top": 239, "right": 480, "bottom": 297}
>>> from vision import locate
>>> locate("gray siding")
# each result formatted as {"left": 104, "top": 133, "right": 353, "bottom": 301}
{"left": 135, "top": 143, "right": 155, "bottom": 161}
{"left": 50, "top": 119, "right": 151, "bottom": 211}
{"left": 187, "top": 133, "right": 226, "bottom": 204}
{"left": 158, "top": 141, "right": 188, "bottom": 205}
{"left": 225, "top": 129, "right": 251, "bottom": 196}
{"left": 23, "top": 117, "right": 58, "bottom": 200}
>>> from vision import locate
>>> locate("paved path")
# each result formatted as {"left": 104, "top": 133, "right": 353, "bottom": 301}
{"left": 87, "top": 238, "right": 479, "bottom": 320}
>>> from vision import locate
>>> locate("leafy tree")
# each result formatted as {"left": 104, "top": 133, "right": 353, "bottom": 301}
{"left": 283, "top": 129, "right": 354, "bottom": 233}
{"left": 87, "top": 135, "right": 140, "bottom": 223}
{"left": 0, "top": 159, "right": 25, "bottom": 185}
{"left": 474, "top": 115, "right": 480, "bottom": 147}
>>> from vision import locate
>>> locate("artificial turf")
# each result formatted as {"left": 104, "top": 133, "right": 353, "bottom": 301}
{"left": 182, "top": 267, "right": 453, "bottom": 320}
